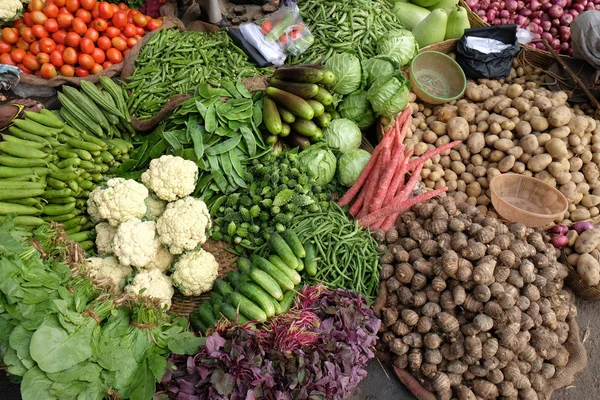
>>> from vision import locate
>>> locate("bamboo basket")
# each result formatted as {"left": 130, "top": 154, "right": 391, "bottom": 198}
{"left": 459, "top": 0, "right": 489, "bottom": 28}
{"left": 561, "top": 251, "right": 600, "bottom": 300}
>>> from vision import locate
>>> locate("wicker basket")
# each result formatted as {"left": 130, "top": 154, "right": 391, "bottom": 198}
{"left": 561, "top": 251, "right": 600, "bottom": 300}
{"left": 459, "top": 0, "right": 489, "bottom": 28}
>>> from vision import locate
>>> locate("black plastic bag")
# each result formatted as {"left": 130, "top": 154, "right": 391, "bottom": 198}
{"left": 227, "top": 28, "right": 273, "bottom": 68}
{"left": 455, "top": 25, "right": 521, "bottom": 80}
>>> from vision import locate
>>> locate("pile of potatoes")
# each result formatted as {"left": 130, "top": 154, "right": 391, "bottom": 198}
{"left": 376, "top": 196, "right": 578, "bottom": 400}
{"left": 562, "top": 227, "right": 600, "bottom": 289}
{"left": 402, "top": 62, "right": 600, "bottom": 224}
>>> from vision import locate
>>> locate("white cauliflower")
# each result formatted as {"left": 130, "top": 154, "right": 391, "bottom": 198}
{"left": 141, "top": 155, "right": 198, "bottom": 202}
{"left": 113, "top": 218, "right": 160, "bottom": 268}
{"left": 87, "top": 178, "right": 149, "bottom": 226}
{"left": 145, "top": 245, "right": 175, "bottom": 273}
{"left": 0, "top": 0, "right": 22, "bottom": 26}
{"left": 84, "top": 256, "right": 132, "bottom": 292}
{"left": 125, "top": 268, "right": 174, "bottom": 309}
{"left": 145, "top": 195, "right": 167, "bottom": 220}
{"left": 171, "top": 249, "right": 219, "bottom": 296}
{"left": 156, "top": 196, "right": 212, "bottom": 255}
{"left": 95, "top": 222, "right": 117, "bottom": 255}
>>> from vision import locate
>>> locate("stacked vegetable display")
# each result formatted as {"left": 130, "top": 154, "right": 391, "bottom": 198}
{"left": 190, "top": 229, "right": 306, "bottom": 333}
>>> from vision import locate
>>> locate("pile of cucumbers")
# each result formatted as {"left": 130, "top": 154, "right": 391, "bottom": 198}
{"left": 262, "top": 66, "right": 338, "bottom": 150}
{"left": 190, "top": 229, "right": 318, "bottom": 333}
{"left": 0, "top": 96, "right": 134, "bottom": 249}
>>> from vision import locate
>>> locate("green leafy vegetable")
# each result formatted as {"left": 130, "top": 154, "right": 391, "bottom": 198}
{"left": 361, "top": 56, "right": 398, "bottom": 88}
{"left": 367, "top": 73, "right": 411, "bottom": 118}
{"left": 376, "top": 30, "right": 419, "bottom": 67}
{"left": 338, "top": 90, "right": 376, "bottom": 129}
{"left": 325, "top": 53, "right": 363, "bottom": 95}
{"left": 337, "top": 149, "right": 372, "bottom": 187}
{"left": 298, "top": 144, "right": 337, "bottom": 186}
{"left": 323, "top": 118, "right": 363, "bottom": 154}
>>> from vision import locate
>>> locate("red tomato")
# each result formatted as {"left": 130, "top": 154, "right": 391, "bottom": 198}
{"left": 44, "top": 18, "right": 59, "bottom": 33}
{"left": 75, "top": 66, "right": 89, "bottom": 76}
{"left": 78, "top": 53, "right": 94, "bottom": 69}
{"left": 90, "top": 63, "right": 103, "bottom": 74}
{"left": 40, "top": 63, "right": 58, "bottom": 79}
{"left": 15, "top": 38, "right": 30, "bottom": 51}
{"left": 132, "top": 13, "right": 148, "bottom": 28}
{"left": 1, "top": 28, "right": 19, "bottom": 44}
{"left": 36, "top": 52, "right": 50, "bottom": 65}
{"left": 76, "top": 9, "right": 92, "bottom": 23}
{"left": 98, "top": 2, "right": 114, "bottom": 19}
{"left": 52, "top": 30, "right": 67, "bottom": 45}
{"left": 146, "top": 18, "right": 163, "bottom": 31}
{"left": 28, "top": 0, "right": 45, "bottom": 12}
{"left": 127, "top": 9, "right": 138, "bottom": 17}
{"left": 31, "top": 25, "right": 49, "bottom": 39}
{"left": 79, "top": 37, "right": 94, "bottom": 54}
{"left": 60, "top": 64, "right": 75, "bottom": 76}
{"left": 91, "top": 47, "right": 105, "bottom": 63}
{"left": 63, "top": 47, "right": 77, "bottom": 64}
{"left": 92, "top": 18, "right": 108, "bottom": 32}
{"left": 279, "top": 34, "right": 287, "bottom": 45}
{"left": 31, "top": 10, "right": 48, "bottom": 25}
{"left": 112, "top": 11, "right": 127, "bottom": 28}
{"left": 55, "top": 44, "right": 66, "bottom": 53}
{"left": 29, "top": 41, "right": 41, "bottom": 55}
{"left": 57, "top": 13, "right": 73, "bottom": 28}
{"left": 80, "top": 0, "right": 97, "bottom": 11}
{"left": 66, "top": 0, "right": 80, "bottom": 13}
{"left": 43, "top": 3, "right": 59, "bottom": 19}
{"left": 105, "top": 26, "right": 120, "bottom": 38}
{"left": 102, "top": 61, "right": 112, "bottom": 69}
{"left": 59, "top": 7, "right": 72, "bottom": 15}
{"left": 20, "top": 27, "right": 36, "bottom": 44}
{"left": 135, "top": 26, "right": 144, "bottom": 36}
{"left": 260, "top": 20, "right": 272, "bottom": 35}
{"left": 54, "top": 0, "right": 67, "bottom": 7}
{"left": 122, "top": 23, "right": 136, "bottom": 38}
{"left": 39, "top": 37, "right": 56, "bottom": 53}
{"left": 91, "top": 3, "right": 100, "bottom": 19}
{"left": 110, "top": 36, "right": 126, "bottom": 51}
{"left": 65, "top": 32, "right": 81, "bottom": 48}
{"left": 22, "top": 54, "right": 41, "bottom": 71}
{"left": 23, "top": 12, "right": 35, "bottom": 27}
{"left": 122, "top": 48, "right": 129, "bottom": 56}
{"left": 17, "top": 63, "right": 33, "bottom": 74}
{"left": 72, "top": 18, "right": 88, "bottom": 35}
{"left": 50, "top": 49, "right": 64, "bottom": 67}
{"left": 126, "top": 37, "right": 137, "bottom": 48}
{"left": 0, "top": 53, "right": 15, "bottom": 66}
{"left": 110, "top": 4, "right": 119, "bottom": 14}
{"left": 13, "top": 19, "right": 24, "bottom": 30}
{"left": 0, "top": 40, "right": 11, "bottom": 53}
{"left": 97, "top": 35, "right": 111, "bottom": 50}
{"left": 117, "top": 2, "right": 128, "bottom": 10}
{"left": 84, "top": 28, "right": 99, "bottom": 42}
{"left": 10, "top": 48, "right": 26, "bottom": 63}
{"left": 105, "top": 47, "right": 121, "bottom": 63}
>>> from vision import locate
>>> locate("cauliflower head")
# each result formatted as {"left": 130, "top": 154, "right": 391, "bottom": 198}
{"left": 125, "top": 268, "right": 174, "bottom": 309}
{"left": 95, "top": 222, "right": 117, "bottom": 255}
{"left": 84, "top": 256, "right": 132, "bottom": 292}
{"left": 156, "top": 196, "right": 212, "bottom": 255}
{"left": 0, "top": 0, "right": 23, "bottom": 25}
{"left": 145, "top": 195, "right": 167, "bottom": 220}
{"left": 89, "top": 178, "right": 149, "bottom": 226}
{"left": 113, "top": 218, "right": 160, "bottom": 268}
{"left": 141, "top": 155, "right": 198, "bottom": 202}
{"left": 144, "top": 245, "right": 175, "bottom": 273}
{"left": 171, "top": 249, "right": 219, "bottom": 296}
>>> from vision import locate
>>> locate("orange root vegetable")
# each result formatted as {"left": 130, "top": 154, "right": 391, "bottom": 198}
{"left": 357, "top": 144, "right": 391, "bottom": 219}
{"left": 338, "top": 142, "right": 384, "bottom": 207}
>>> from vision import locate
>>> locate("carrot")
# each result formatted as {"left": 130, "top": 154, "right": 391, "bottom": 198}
{"left": 380, "top": 213, "right": 398, "bottom": 232}
{"left": 392, "top": 149, "right": 413, "bottom": 196}
{"left": 349, "top": 186, "right": 367, "bottom": 216}
{"left": 370, "top": 218, "right": 384, "bottom": 230}
{"left": 395, "top": 109, "right": 412, "bottom": 144}
{"left": 358, "top": 144, "right": 391, "bottom": 218}
{"left": 407, "top": 140, "right": 461, "bottom": 170}
{"left": 360, "top": 187, "right": 448, "bottom": 227}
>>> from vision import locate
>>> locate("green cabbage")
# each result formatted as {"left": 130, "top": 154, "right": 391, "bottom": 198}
{"left": 337, "top": 149, "right": 372, "bottom": 187}
{"left": 367, "top": 73, "right": 411, "bottom": 118}
{"left": 338, "top": 91, "right": 376, "bottom": 129}
{"left": 324, "top": 118, "right": 362, "bottom": 154}
{"left": 362, "top": 56, "right": 398, "bottom": 87}
{"left": 376, "top": 30, "right": 419, "bottom": 67}
{"left": 298, "top": 144, "right": 337, "bottom": 187}
{"left": 325, "top": 53, "right": 363, "bottom": 95}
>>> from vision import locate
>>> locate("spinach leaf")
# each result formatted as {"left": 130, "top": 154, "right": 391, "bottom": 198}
{"left": 21, "top": 367, "right": 55, "bottom": 400}
{"left": 50, "top": 380, "right": 88, "bottom": 399}
{"left": 9, "top": 325, "right": 34, "bottom": 369}
{"left": 47, "top": 362, "right": 102, "bottom": 383}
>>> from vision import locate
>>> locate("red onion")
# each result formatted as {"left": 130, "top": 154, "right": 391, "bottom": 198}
{"left": 529, "top": 0, "right": 542, "bottom": 9}
{"left": 492, "top": 17, "right": 502, "bottom": 24}
{"left": 552, "top": 18, "right": 561, "bottom": 26}
{"left": 551, "top": 225, "right": 569, "bottom": 235}
{"left": 555, "top": 0, "right": 567, "bottom": 7}
{"left": 572, "top": 2, "right": 585, "bottom": 11}
{"left": 542, "top": 32, "right": 554, "bottom": 41}
{"left": 477, "top": 9, "right": 487, "bottom": 18}
{"left": 506, "top": 0, "right": 519, "bottom": 11}
{"left": 534, "top": 33, "right": 542, "bottom": 40}
{"left": 551, "top": 38, "right": 561, "bottom": 48}
{"left": 515, "top": 15, "right": 529, "bottom": 25}
{"left": 541, "top": 2, "right": 552, "bottom": 10}
{"left": 561, "top": 41, "right": 570, "bottom": 51}
{"left": 560, "top": 13, "right": 574, "bottom": 24}
{"left": 490, "top": 1, "right": 501, "bottom": 9}
{"left": 481, "top": 0, "right": 491, "bottom": 9}
{"left": 573, "top": 221, "right": 595, "bottom": 234}
{"left": 520, "top": 8, "right": 533, "bottom": 16}
{"left": 499, "top": 9, "right": 509, "bottom": 17}
{"left": 517, "top": 0, "right": 525, "bottom": 9}
{"left": 550, "top": 235, "right": 568, "bottom": 248}
{"left": 549, "top": 5, "right": 564, "bottom": 17}
{"left": 550, "top": 26, "right": 558, "bottom": 34}
{"left": 586, "top": 1, "right": 595, "bottom": 8}
{"left": 541, "top": 20, "right": 552, "bottom": 30}
{"left": 487, "top": 9, "right": 498, "bottom": 20}
{"left": 500, "top": 17, "right": 509, "bottom": 23}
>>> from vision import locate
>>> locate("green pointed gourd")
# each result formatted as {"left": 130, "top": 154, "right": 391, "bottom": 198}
{"left": 412, "top": 8, "right": 448, "bottom": 48}
{"left": 430, "top": 0, "right": 459, "bottom": 12}
{"left": 445, "top": 6, "right": 471, "bottom": 40}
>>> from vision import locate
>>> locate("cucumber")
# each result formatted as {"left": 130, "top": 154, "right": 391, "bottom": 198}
{"left": 210, "top": 292, "right": 224, "bottom": 305}
{"left": 280, "top": 123, "right": 291, "bottom": 138}
{"left": 0, "top": 142, "right": 48, "bottom": 159}
{"left": 313, "top": 87, "right": 334, "bottom": 106}
{"left": 279, "top": 291, "right": 297, "bottom": 313}
{"left": 306, "top": 100, "right": 325, "bottom": 117}
{"left": 282, "top": 229, "right": 306, "bottom": 258}
{"left": 198, "top": 301, "right": 217, "bottom": 326}
{"left": 291, "top": 119, "right": 320, "bottom": 138}
{"left": 277, "top": 107, "right": 296, "bottom": 124}
{"left": 268, "top": 232, "right": 299, "bottom": 269}
{"left": 314, "top": 112, "right": 332, "bottom": 128}
{"left": 269, "top": 79, "right": 319, "bottom": 99}
{"left": 3, "top": 134, "right": 48, "bottom": 150}
{"left": 252, "top": 256, "right": 294, "bottom": 291}
{"left": 218, "top": 302, "right": 250, "bottom": 324}
{"left": 225, "top": 270, "right": 242, "bottom": 288}
{"left": 189, "top": 312, "right": 208, "bottom": 333}
{"left": 0, "top": 155, "right": 48, "bottom": 168}
{"left": 238, "top": 283, "right": 276, "bottom": 318}
{"left": 304, "top": 242, "right": 318, "bottom": 277}
{"left": 236, "top": 257, "right": 252, "bottom": 274}
{"left": 213, "top": 279, "right": 234, "bottom": 297}
{"left": 228, "top": 292, "right": 267, "bottom": 322}
{"left": 248, "top": 268, "right": 284, "bottom": 300}
{"left": 7, "top": 126, "right": 51, "bottom": 145}
{"left": 319, "top": 70, "right": 336, "bottom": 85}
{"left": 269, "top": 295, "right": 282, "bottom": 315}
{"left": 265, "top": 87, "right": 314, "bottom": 121}
{"left": 24, "top": 110, "right": 65, "bottom": 129}
{"left": 273, "top": 67, "right": 325, "bottom": 83}
{"left": 285, "top": 132, "right": 311, "bottom": 150}
{"left": 267, "top": 254, "right": 302, "bottom": 285}
{"left": 263, "top": 97, "right": 282, "bottom": 136}
{"left": 296, "top": 257, "right": 304, "bottom": 272}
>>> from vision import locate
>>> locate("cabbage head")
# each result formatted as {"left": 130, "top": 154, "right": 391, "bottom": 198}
{"left": 337, "top": 149, "right": 371, "bottom": 187}
{"left": 377, "top": 29, "right": 419, "bottom": 67}
{"left": 298, "top": 144, "right": 337, "bottom": 187}
{"left": 362, "top": 56, "right": 397, "bottom": 87}
{"left": 367, "top": 73, "right": 411, "bottom": 118}
{"left": 325, "top": 53, "right": 363, "bottom": 95}
{"left": 324, "top": 118, "right": 362, "bottom": 154}
{"left": 338, "top": 91, "right": 376, "bottom": 129}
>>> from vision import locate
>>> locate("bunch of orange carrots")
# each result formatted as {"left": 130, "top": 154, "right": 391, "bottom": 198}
{"left": 338, "top": 107, "right": 461, "bottom": 232}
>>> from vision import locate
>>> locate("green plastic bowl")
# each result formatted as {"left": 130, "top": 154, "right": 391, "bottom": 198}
{"left": 409, "top": 51, "right": 466, "bottom": 105}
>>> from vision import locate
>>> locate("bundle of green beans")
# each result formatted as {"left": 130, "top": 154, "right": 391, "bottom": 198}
{"left": 287, "top": 202, "right": 381, "bottom": 302}
{"left": 291, "top": 0, "right": 404, "bottom": 63}
{"left": 123, "top": 29, "right": 272, "bottom": 120}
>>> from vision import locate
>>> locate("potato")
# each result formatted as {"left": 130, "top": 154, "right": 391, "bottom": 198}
{"left": 467, "top": 132, "right": 485, "bottom": 154}
{"left": 512, "top": 97, "right": 531, "bottom": 113}
{"left": 576, "top": 253, "right": 600, "bottom": 286}
{"left": 520, "top": 135, "right": 539, "bottom": 154}
{"left": 494, "top": 98, "right": 513, "bottom": 114}
{"left": 466, "top": 182, "right": 482, "bottom": 197}
{"left": 423, "top": 130, "right": 438, "bottom": 144}
{"left": 551, "top": 91, "right": 569, "bottom": 105}
{"left": 490, "top": 150, "right": 506, "bottom": 162}
{"left": 481, "top": 148, "right": 492, "bottom": 159}
{"left": 575, "top": 229, "right": 600, "bottom": 253}
{"left": 466, "top": 86, "right": 493, "bottom": 102}
{"left": 569, "top": 157, "right": 583, "bottom": 172}
{"left": 501, "top": 120, "right": 516, "bottom": 131}
{"left": 437, "top": 106, "right": 458, "bottom": 123}
{"left": 537, "top": 133, "right": 551, "bottom": 147}
{"left": 533, "top": 96, "right": 553, "bottom": 112}
{"left": 515, "top": 121, "right": 532, "bottom": 138}
{"left": 545, "top": 138, "right": 568, "bottom": 159}
{"left": 568, "top": 116, "right": 588, "bottom": 135}
{"left": 475, "top": 110, "right": 490, "bottom": 124}
{"left": 547, "top": 105, "right": 571, "bottom": 127}
{"left": 577, "top": 182, "right": 590, "bottom": 195}
{"left": 471, "top": 154, "right": 484, "bottom": 166}
{"left": 571, "top": 171, "right": 584, "bottom": 184}
{"left": 457, "top": 103, "right": 478, "bottom": 123}
{"left": 507, "top": 146, "right": 524, "bottom": 159}
{"left": 512, "top": 161, "right": 526, "bottom": 174}
{"left": 430, "top": 121, "right": 447, "bottom": 136}
{"left": 483, "top": 96, "right": 504, "bottom": 111}
{"left": 560, "top": 181, "right": 578, "bottom": 202}
{"left": 548, "top": 162, "right": 566, "bottom": 178}
{"left": 435, "top": 136, "right": 451, "bottom": 148}
{"left": 414, "top": 142, "right": 429, "bottom": 156}
{"left": 506, "top": 84, "right": 524, "bottom": 99}
{"left": 583, "top": 162, "right": 600, "bottom": 182}
{"left": 447, "top": 117, "right": 470, "bottom": 141}
{"left": 530, "top": 116, "right": 549, "bottom": 132}
{"left": 489, "top": 122, "right": 503, "bottom": 135}
{"left": 451, "top": 161, "right": 466, "bottom": 174}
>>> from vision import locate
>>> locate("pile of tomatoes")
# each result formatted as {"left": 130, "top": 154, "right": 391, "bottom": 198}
{"left": 0, "top": 0, "right": 162, "bottom": 79}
